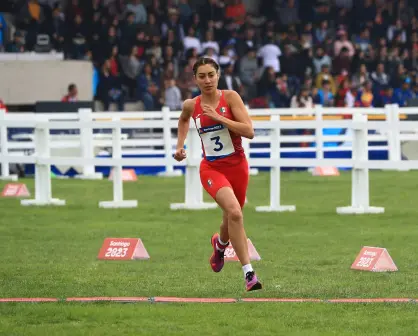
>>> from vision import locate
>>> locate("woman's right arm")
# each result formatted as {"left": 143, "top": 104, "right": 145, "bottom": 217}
{"left": 176, "top": 99, "right": 194, "bottom": 149}
{"left": 174, "top": 99, "right": 194, "bottom": 161}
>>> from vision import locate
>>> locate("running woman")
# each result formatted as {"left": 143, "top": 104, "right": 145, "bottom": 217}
{"left": 174, "top": 57, "right": 262, "bottom": 291}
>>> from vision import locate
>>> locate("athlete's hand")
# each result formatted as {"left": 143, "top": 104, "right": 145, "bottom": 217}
{"left": 201, "top": 104, "right": 222, "bottom": 122}
{"left": 174, "top": 148, "right": 187, "bottom": 161}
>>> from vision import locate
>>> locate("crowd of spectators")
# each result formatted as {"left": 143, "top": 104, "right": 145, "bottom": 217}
{"left": 2, "top": 0, "right": 418, "bottom": 111}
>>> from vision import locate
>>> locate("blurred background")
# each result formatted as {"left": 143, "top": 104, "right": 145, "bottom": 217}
{"left": 1, "top": 0, "right": 418, "bottom": 113}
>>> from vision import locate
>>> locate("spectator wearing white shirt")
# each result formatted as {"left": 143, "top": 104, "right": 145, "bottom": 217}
{"left": 201, "top": 30, "right": 220, "bottom": 55}
{"left": 183, "top": 26, "right": 201, "bottom": 55}
{"left": 334, "top": 30, "right": 355, "bottom": 58}
{"left": 257, "top": 36, "right": 282, "bottom": 73}
{"left": 126, "top": 0, "right": 147, "bottom": 24}
{"left": 164, "top": 79, "right": 182, "bottom": 110}
{"left": 290, "top": 86, "right": 314, "bottom": 109}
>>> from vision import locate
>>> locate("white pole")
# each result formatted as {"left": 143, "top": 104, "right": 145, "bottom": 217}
{"left": 336, "top": 112, "right": 384, "bottom": 214}
{"left": 185, "top": 127, "right": 203, "bottom": 206}
{"left": 315, "top": 105, "right": 324, "bottom": 161}
{"left": 389, "top": 104, "right": 407, "bottom": 171}
{"left": 0, "top": 109, "right": 18, "bottom": 181}
{"left": 98, "top": 118, "right": 137, "bottom": 208}
{"left": 113, "top": 117, "right": 123, "bottom": 203}
{"left": 157, "top": 106, "right": 182, "bottom": 177}
{"left": 75, "top": 108, "right": 103, "bottom": 179}
{"left": 255, "top": 115, "right": 296, "bottom": 212}
{"left": 242, "top": 136, "right": 258, "bottom": 176}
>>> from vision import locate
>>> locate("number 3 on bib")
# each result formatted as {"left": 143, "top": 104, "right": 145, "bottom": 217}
{"left": 211, "top": 136, "right": 224, "bottom": 152}
{"left": 199, "top": 124, "right": 235, "bottom": 160}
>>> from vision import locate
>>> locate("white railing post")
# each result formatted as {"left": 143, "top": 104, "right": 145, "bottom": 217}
{"left": 315, "top": 105, "right": 324, "bottom": 160}
{"left": 0, "top": 109, "right": 18, "bottom": 181}
{"left": 255, "top": 115, "right": 296, "bottom": 212}
{"left": 242, "top": 136, "right": 258, "bottom": 175}
{"left": 388, "top": 104, "right": 408, "bottom": 171}
{"left": 243, "top": 103, "right": 258, "bottom": 176}
{"left": 336, "top": 112, "right": 384, "bottom": 214}
{"left": 99, "top": 117, "right": 137, "bottom": 208}
{"left": 75, "top": 108, "right": 103, "bottom": 180}
{"left": 170, "top": 123, "right": 217, "bottom": 210}
{"left": 157, "top": 106, "right": 182, "bottom": 177}
{"left": 21, "top": 119, "right": 65, "bottom": 206}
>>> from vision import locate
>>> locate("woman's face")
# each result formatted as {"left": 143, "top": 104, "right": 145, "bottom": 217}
{"left": 194, "top": 64, "right": 219, "bottom": 94}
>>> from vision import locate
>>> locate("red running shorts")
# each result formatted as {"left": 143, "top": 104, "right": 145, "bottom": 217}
{"left": 199, "top": 157, "right": 249, "bottom": 208}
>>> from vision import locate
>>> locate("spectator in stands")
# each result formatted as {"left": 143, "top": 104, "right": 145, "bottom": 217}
{"left": 371, "top": 63, "right": 390, "bottom": 92}
{"left": 61, "top": 84, "right": 78, "bottom": 102}
{"left": 239, "top": 47, "right": 259, "bottom": 100}
{"left": 290, "top": 85, "right": 313, "bottom": 109}
{"left": 163, "top": 78, "right": 182, "bottom": 111}
{"left": 137, "top": 62, "right": 160, "bottom": 111}
{"left": 334, "top": 78, "right": 350, "bottom": 107}
{"left": 374, "top": 85, "right": 395, "bottom": 107}
{"left": 315, "top": 79, "right": 334, "bottom": 107}
{"left": 218, "top": 62, "right": 243, "bottom": 96}
{"left": 119, "top": 45, "right": 142, "bottom": 97}
{"left": 257, "top": 35, "right": 282, "bottom": 74}
{"left": 49, "top": 3, "right": 65, "bottom": 52}
{"left": 315, "top": 64, "right": 336, "bottom": 94}
{"left": 96, "top": 60, "right": 125, "bottom": 111}
{"left": 393, "top": 78, "right": 414, "bottom": 107}
{"left": 351, "top": 63, "right": 369, "bottom": 88}
{"left": 334, "top": 29, "right": 355, "bottom": 59}
{"left": 313, "top": 46, "right": 332, "bottom": 74}
{"left": 355, "top": 81, "right": 374, "bottom": 107}
{"left": 126, "top": 0, "right": 147, "bottom": 24}
{"left": 68, "top": 13, "right": 89, "bottom": 60}
{"left": 5, "top": 31, "right": 25, "bottom": 52}
{"left": 18, "top": 0, "right": 45, "bottom": 50}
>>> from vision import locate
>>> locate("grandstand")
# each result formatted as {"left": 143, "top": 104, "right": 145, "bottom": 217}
{"left": 1, "top": 0, "right": 418, "bottom": 112}
{"left": 2, "top": 1, "right": 418, "bottom": 335}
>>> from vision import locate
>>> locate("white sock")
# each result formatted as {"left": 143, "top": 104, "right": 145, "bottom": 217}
{"left": 217, "top": 236, "right": 228, "bottom": 246}
{"left": 242, "top": 264, "right": 253, "bottom": 277}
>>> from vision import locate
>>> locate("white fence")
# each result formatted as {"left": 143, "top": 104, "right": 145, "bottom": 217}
{"left": 1, "top": 105, "right": 418, "bottom": 214}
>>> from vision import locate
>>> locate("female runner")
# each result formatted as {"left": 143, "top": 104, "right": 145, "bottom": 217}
{"left": 174, "top": 57, "right": 262, "bottom": 291}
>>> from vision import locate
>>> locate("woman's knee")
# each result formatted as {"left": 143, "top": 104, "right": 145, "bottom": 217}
{"left": 227, "top": 206, "right": 243, "bottom": 223}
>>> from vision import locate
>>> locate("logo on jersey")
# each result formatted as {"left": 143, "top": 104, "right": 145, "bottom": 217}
{"left": 220, "top": 107, "right": 226, "bottom": 114}
{"left": 207, "top": 179, "right": 212, "bottom": 187}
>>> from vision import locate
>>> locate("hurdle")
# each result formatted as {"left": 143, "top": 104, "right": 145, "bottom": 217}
{"left": 98, "top": 116, "right": 138, "bottom": 209}
{"left": 20, "top": 117, "right": 66, "bottom": 206}
{"left": 254, "top": 115, "right": 296, "bottom": 212}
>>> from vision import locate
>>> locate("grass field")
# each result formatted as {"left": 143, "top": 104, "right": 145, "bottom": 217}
{"left": 1, "top": 171, "right": 418, "bottom": 335}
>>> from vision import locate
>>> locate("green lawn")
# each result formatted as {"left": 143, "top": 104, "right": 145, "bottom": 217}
{"left": 1, "top": 171, "right": 418, "bottom": 335}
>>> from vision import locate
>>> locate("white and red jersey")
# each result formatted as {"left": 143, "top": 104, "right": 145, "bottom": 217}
{"left": 192, "top": 90, "right": 245, "bottom": 166}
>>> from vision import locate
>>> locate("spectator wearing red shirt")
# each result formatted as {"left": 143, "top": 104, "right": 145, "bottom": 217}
{"left": 61, "top": 84, "right": 78, "bottom": 102}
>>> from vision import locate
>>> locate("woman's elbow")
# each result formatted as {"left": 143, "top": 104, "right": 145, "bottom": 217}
{"left": 246, "top": 129, "right": 255, "bottom": 139}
